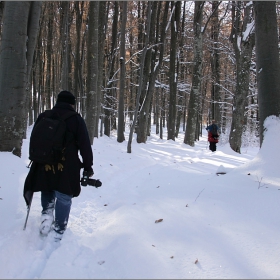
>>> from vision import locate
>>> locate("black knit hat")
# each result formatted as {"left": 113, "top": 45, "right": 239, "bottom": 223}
{"left": 57, "top": 91, "right": 76, "bottom": 105}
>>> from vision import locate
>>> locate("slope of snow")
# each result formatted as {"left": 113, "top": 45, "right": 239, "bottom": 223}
{"left": 0, "top": 117, "right": 279, "bottom": 279}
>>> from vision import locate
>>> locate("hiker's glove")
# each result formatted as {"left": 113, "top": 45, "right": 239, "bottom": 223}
{"left": 84, "top": 167, "right": 94, "bottom": 178}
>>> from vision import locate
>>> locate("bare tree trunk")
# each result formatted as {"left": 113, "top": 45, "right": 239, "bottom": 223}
{"left": 36, "top": 29, "right": 44, "bottom": 116}
{"left": 80, "top": 22, "right": 87, "bottom": 118}
{"left": 60, "top": 1, "right": 70, "bottom": 91}
{"left": 155, "top": 86, "right": 160, "bottom": 134}
{"left": 137, "top": 1, "right": 169, "bottom": 143}
{"left": 0, "top": 2, "right": 32, "bottom": 156}
{"left": 86, "top": 1, "right": 99, "bottom": 144}
{"left": 26, "top": 1, "right": 42, "bottom": 126}
{"left": 127, "top": 1, "right": 152, "bottom": 153}
{"left": 73, "top": 2, "right": 84, "bottom": 112}
{"left": 254, "top": 1, "right": 280, "bottom": 145}
{"left": 95, "top": 1, "right": 108, "bottom": 138}
{"left": 229, "top": 1, "right": 255, "bottom": 153}
{"left": 136, "top": 2, "right": 155, "bottom": 143}
{"left": 168, "top": 1, "right": 181, "bottom": 140}
{"left": 117, "top": 1, "right": 127, "bottom": 143}
{"left": 210, "top": 1, "right": 221, "bottom": 125}
{"left": 0, "top": 2, "right": 4, "bottom": 37}
{"left": 104, "top": 1, "right": 119, "bottom": 137}
{"left": 45, "top": 2, "right": 53, "bottom": 109}
{"left": 184, "top": 1, "right": 204, "bottom": 146}
{"left": 175, "top": 1, "right": 185, "bottom": 138}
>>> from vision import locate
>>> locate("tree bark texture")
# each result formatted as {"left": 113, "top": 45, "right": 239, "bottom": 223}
{"left": 73, "top": 2, "right": 84, "bottom": 112}
{"left": 168, "top": 1, "right": 181, "bottom": 141}
{"left": 184, "top": 1, "right": 204, "bottom": 146}
{"left": 0, "top": 2, "right": 32, "bottom": 156}
{"left": 86, "top": 1, "right": 99, "bottom": 144}
{"left": 127, "top": 1, "right": 152, "bottom": 153}
{"left": 104, "top": 1, "right": 118, "bottom": 137}
{"left": 95, "top": 1, "right": 107, "bottom": 138}
{"left": 137, "top": 1, "right": 170, "bottom": 143}
{"left": 25, "top": 1, "right": 42, "bottom": 132}
{"left": 229, "top": 2, "right": 255, "bottom": 153}
{"left": 253, "top": 1, "right": 280, "bottom": 145}
{"left": 117, "top": 1, "right": 127, "bottom": 143}
{"left": 210, "top": 1, "right": 221, "bottom": 125}
{"left": 60, "top": 1, "right": 70, "bottom": 91}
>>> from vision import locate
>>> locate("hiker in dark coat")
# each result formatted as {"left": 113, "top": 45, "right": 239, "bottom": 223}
{"left": 24, "top": 91, "right": 93, "bottom": 241}
{"left": 206, "top": 120, "right": 220, "bottom": 152}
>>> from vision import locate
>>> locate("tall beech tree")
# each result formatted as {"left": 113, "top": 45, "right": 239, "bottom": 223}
{"left": 210, "top": 1, "right": 221, "bottom": 125}
{"left": 136, "top": 1, "right": 170, "bottom": 143}
{"left": 229, "top": 1, "right": 255, "bottom": 153}
{"left": 117, "top": 1, "right": 127, "bottom": 143}
{"left": 184, "top": 1, "right": 205, "bottom": 146}
{"left": 1, "top": 1, "right": 280, "bottom": 157}
{"left": 253, "top": 1, "right": 280, "bottom": 145}
{"left": 86, "top": 1, "right": 99, "bottom": 144}
{"left": 104, "top": 1, "right": 119, "bottom": 137}
{"left": 0, "top": 1, "right": 42, "bottom": 157}
{"left": 168, "top": 1, "right": 181, "bottom": 141}
{"left": 127, "top": 1, "right": 152, "bottom": 153}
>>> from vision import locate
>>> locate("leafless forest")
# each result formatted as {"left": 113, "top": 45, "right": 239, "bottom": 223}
{"left": 0, "top": 1, "right": 280, "bottom": 156}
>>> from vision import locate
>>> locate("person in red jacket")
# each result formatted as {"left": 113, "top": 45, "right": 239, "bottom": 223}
{"left": 206, "top": 120, "right": 219, "bottom": 152}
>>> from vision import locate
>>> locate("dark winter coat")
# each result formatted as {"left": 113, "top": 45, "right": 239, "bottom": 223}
{"left": 206, "top": 124, "right": 219, "bottom": 135}
{"left": 206, "top": 123, "right": 219, "bottom": 143}
{"left": 24, "top": 102, "right": 93, "bottom": 199}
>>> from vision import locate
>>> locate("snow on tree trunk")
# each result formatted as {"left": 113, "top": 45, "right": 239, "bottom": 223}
{"left": 127, "top": 2, "right": 152, "bottom": 153}
{"left": 136, "top": 2, "right": 168, "bottom": 143}
{"left": 229, "top": 2, "right": 255, "bottom": 153}
{"left": 253, "top": 1, "right": 280, "bottom": 146}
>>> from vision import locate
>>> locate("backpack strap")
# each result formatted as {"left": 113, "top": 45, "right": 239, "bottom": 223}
{"left": 60, "top": 111, "right": 79, "bottom": 146}
{"left": 60, "top": 111, "right": 78, "bottom": 121}
{"left": 44, "top": 110, "right": 78, "bottom": 120}
{"left": 44, "top": 109, "right": 55, "bottom": 117}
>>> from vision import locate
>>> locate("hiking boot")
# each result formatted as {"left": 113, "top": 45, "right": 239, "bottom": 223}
{"left": 39, "top": 214, "right": 54, "bottom": 236}
{"left": 49, "top": 229, "right": 63, "bottom": 242}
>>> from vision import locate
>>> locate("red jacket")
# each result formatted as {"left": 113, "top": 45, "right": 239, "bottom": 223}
{"left": 208, "top": 132, "right": 219, "bottom": 143}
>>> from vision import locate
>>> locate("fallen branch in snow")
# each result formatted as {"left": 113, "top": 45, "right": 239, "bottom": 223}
{"left": 255, "top": 175, "right": 269, "bottom": 189}
{"left": 194, "top": 188, "right": 205, "bottom": 202}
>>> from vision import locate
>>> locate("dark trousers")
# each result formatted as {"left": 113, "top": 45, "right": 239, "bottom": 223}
{"left": 41, "top": 190, "right": 72, "bottom": 234}
{"left": 209, "top": 142, "right": 217, "bottom": 152}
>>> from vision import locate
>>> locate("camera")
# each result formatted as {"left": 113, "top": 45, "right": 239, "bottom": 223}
{"left": 81, "top": 171, "right": 102, "bottom": 188}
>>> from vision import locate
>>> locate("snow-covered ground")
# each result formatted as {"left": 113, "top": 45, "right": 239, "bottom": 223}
{"left": 0, "top": 116, "right": 280, "bottom": 279}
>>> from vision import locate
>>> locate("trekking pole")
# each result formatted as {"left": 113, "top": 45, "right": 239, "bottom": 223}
{"left": 23, "top": 192, "right": 33, "bottom": 230}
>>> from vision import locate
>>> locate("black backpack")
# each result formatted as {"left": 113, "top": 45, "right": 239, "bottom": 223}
{"left": 29, "top": 110, "right": 78, "bottom": 164}
{"left": 211, "top": 124, "right": 219, "bottom": 138}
